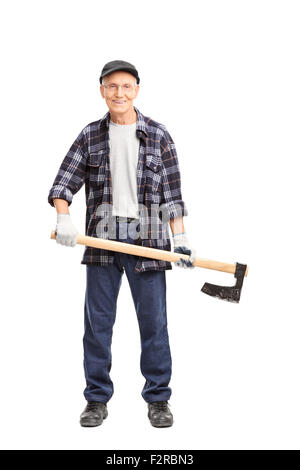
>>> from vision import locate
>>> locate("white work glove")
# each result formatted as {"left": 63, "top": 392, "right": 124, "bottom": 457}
{"left": 55, "top": 214, "right": 78, "bottom": 247}
{"left": 172, "top": 232, "right": 196, "bottom": 269}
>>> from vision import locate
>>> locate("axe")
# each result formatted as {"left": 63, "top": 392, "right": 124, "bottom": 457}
{"left": 50, "top": 231, "right": 248, "bottom": 303}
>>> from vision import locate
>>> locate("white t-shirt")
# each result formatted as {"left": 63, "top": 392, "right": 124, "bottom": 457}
{"left": 108, "top": 120, "right": 140, "bottom": 218}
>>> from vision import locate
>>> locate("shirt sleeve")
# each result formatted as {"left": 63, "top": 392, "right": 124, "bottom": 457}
{"left": 48, "top": 129, "right": 88, "bottom": 207}
{"left": 160, "top": 128, "right": 188, "bottom": 220}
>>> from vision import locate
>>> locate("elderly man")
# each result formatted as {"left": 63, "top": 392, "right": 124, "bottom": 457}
{"left": 48, "top": 60, "right": 195, "bottom": 428}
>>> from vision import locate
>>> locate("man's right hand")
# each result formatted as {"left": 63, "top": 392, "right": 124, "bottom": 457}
{"left": 55, "top": 214, "right": 78, "bottom": 247}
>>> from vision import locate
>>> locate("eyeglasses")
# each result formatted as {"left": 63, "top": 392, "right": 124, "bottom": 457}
{"left": 103, "top": 83, "right": 136, "bottom": 93}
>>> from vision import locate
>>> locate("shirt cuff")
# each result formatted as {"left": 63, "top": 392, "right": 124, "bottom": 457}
{"left": 161, "top": 200, "right": 188, "bottom": 220}
{"left": 48, "top": 185, "right": 73, "bottom": 207}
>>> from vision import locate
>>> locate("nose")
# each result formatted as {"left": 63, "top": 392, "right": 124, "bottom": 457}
{"left": 115, "top": 85, "right": 125, "bottom": 98}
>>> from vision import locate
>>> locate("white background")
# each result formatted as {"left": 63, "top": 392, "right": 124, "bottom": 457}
{"left": 0, "top": 0, "right": 299, "bottom": 450}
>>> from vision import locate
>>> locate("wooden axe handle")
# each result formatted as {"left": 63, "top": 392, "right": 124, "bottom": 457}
{"left": 50, "top": 231, "right": 248, "bottom": 276}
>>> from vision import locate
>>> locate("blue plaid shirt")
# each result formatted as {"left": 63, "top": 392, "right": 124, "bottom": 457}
{"left": 48, "top": 106, "right": 188, "bottom": 272}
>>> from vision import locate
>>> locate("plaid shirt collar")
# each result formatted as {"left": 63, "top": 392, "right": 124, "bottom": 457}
{"left": 103, "top": 106, "right": 148, "bottom": 137}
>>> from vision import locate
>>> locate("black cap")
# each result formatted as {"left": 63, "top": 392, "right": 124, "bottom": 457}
{"left": 99, "top": 60, "right": 140, "bottom": 84}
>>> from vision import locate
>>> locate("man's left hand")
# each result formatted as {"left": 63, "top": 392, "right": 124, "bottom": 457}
{"left": 172, "top": 232, "right": 196, "bottom": 269}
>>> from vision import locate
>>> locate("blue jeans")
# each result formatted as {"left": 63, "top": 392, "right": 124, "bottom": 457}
{"left": 83, "top": 221, "right": 172, "bottom": 403}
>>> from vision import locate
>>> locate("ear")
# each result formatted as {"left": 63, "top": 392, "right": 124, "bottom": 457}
{"left": 134, "top": 85, "right": 140, "bottom": 99}
{"left": 100, "top": 85, "right": 105, "bottom": 99}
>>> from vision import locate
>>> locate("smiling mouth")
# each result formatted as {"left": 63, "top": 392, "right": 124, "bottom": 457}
{"left": 113, "top": 100, "right": 126, "bottom": 104}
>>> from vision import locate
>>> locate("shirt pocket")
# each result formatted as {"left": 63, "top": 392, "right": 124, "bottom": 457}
{"left": 87, "top": 152, "right": 106, "bottom": 187}
{"left": 145, "top": 154, "right": 162, "bottom": 193}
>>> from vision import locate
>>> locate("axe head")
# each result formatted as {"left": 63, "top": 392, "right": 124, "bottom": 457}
{"left": 201, "top": 262, "right": 247, "bottom": 303}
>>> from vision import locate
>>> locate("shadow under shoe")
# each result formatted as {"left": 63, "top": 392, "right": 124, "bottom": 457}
{"left": 80, "top": 401, "right": 108, "bottom": 427}
{"left": 148, "top": 401, "right": 173, "bottom": 428}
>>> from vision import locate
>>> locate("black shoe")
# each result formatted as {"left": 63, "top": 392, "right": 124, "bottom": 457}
{"left": 80, "top": 401, "right": 108, "bottom": 427}
{"left": 148, "top": 401, "right": 173, "bottom": 428}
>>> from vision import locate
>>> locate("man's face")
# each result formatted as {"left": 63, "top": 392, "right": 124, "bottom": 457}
{"left": 100, "top": 71, "right": 139, "bottom": 114}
